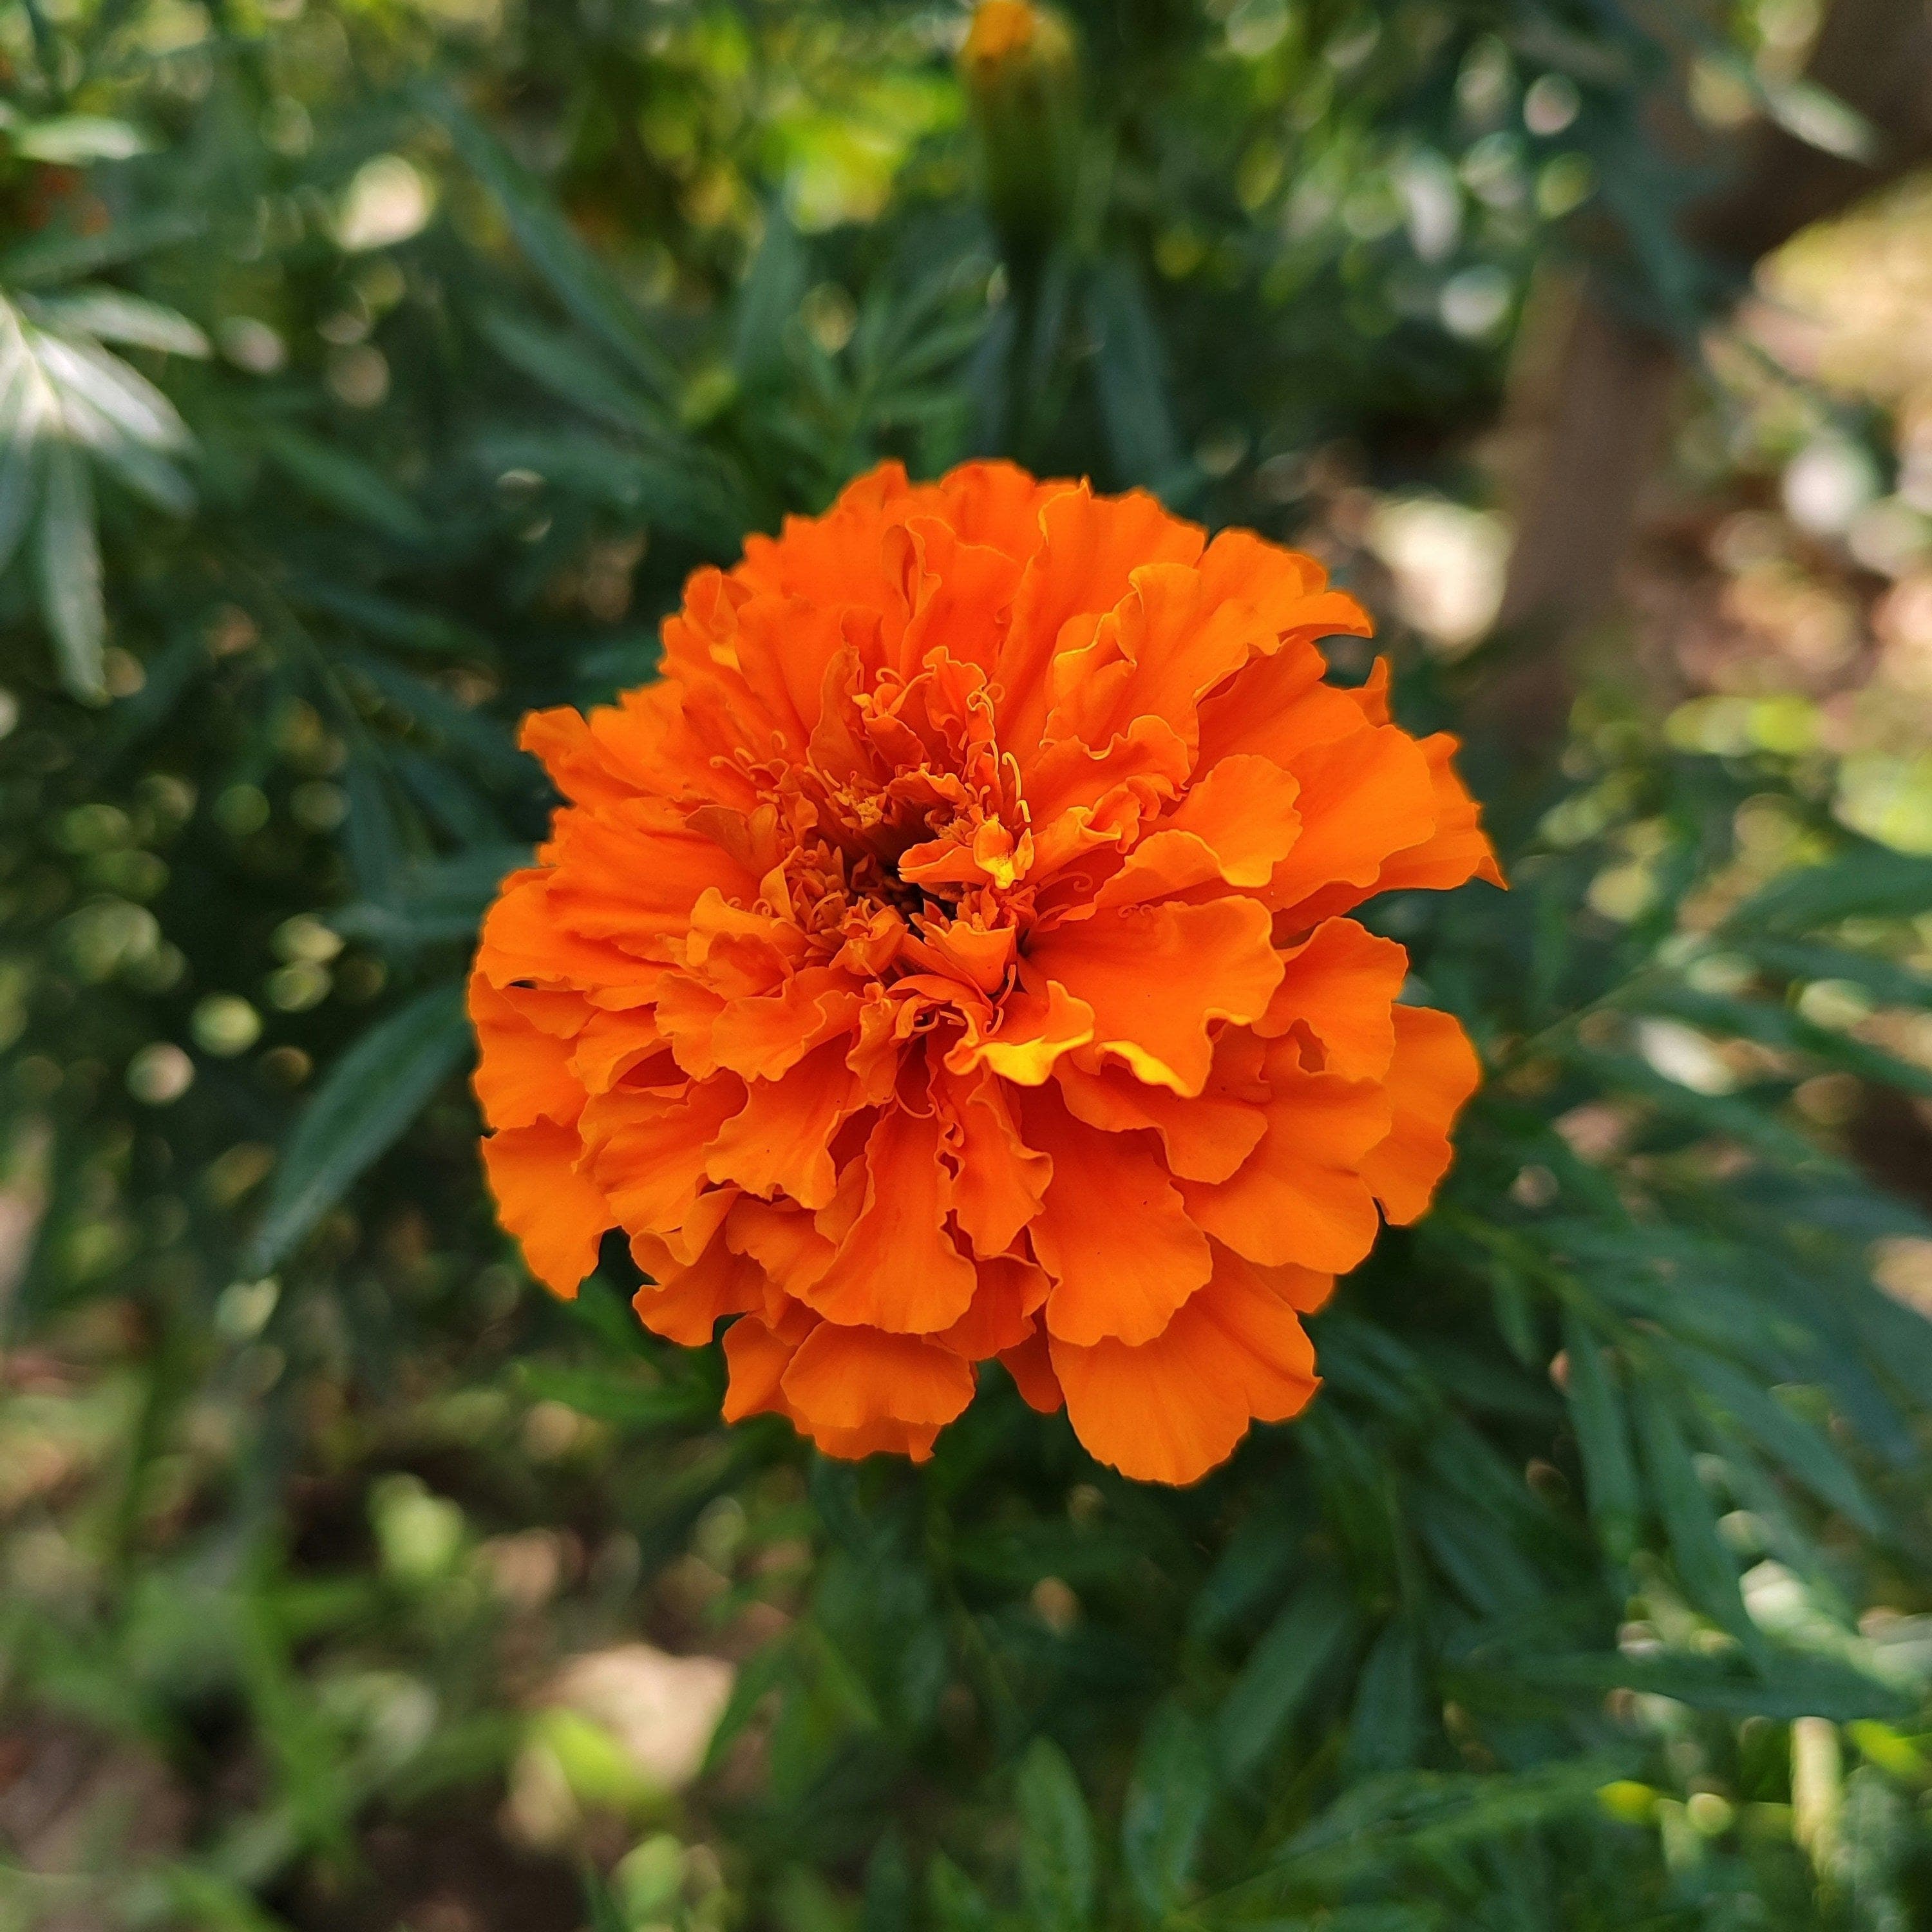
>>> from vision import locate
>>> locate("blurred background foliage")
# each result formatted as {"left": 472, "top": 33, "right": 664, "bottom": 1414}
{"left": 7, "top": 0, "right": 1932, "bottom": 1926}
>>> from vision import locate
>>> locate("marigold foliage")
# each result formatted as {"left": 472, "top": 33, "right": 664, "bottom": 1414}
{"left": 471, "top": 460, "right": 1502, "bottom": 1481}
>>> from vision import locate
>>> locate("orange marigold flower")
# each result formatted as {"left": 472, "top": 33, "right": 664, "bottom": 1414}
{"left": 471, "top": 461, "right": 1503, "bottom": 1484}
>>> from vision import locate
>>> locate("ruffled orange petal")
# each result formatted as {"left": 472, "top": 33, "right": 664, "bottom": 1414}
{"left": 937, "top": 1255, "right": 1051, "bottom": 1356}
{"left": 796, "top": 1107, "right": 978, "bottom": 1333}
{"left": 521, "top": 706, "right": 638, "bottom": 809}
{"left": 1193, "top": 639, "right": 1368, "bottom": 773}
{"left": 479, "top": 1120, "right": 609, "bottom": 1298}
{"left": 578, "top": 1075, "right": 746, "bottom": 1235}
{"left": 703, "top": 1039, "right": 864, "bottom": 1209}
{"left": 1256, "top": 918, "right": 1408, "bottom": 1080}
{"left": 951, "top": 972, "right": 1095, "bottom": 1086}
{"left": 779, "top": 1323, "right": 976, "bottom": 1441}
{"left": 476, "top": 871, "right": 659, "bottom": 998}
{"left": 1180, "top": 1062, "right": 1390, "bottom": 1273}
{"left": 938, "top": 1072, "right": 1053, "bottom": 1258}
{"left": 1023, "top": 897, "right": 1283, "bottom": 1097}
{"left": 542, "top": 800, "right": 763, "bottom": 960}
{"left": 1024, "top": 1087, "right": 1213, "bottom": 1345}
{"left": 1368, "top": 733, "right": 1505, "bottom": 897}
{"left": 1262, "top": 726, "right": 1439, "bottom": 924}
{"left": 1361, "top": 1005, "right": 1482, "bottom": 1224}
{"left": 999, "top": 1322, "right": 1066, "bottom": 1413}
{"left": 1053, "top": 1049, "right": 1265, "bottom": 1184}
{"left": 998, "top": 486, "right": 1204, "bottom": 751}
{"left": 630, "top": 1217, "right": 764, "bottom": 1345}
{"left": 469, "top": 973, "right": 585, "bottom": 1130}
{"left": 720, "top": 1308, "right": 811, "bottom": 1422}
{"left": 1052, "top": 1247, "right": 1318, "bottom": 1484}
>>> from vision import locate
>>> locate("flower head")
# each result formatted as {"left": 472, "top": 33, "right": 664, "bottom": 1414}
{"left": 471, "top": 461, "right": 1502, "bottom": 1483}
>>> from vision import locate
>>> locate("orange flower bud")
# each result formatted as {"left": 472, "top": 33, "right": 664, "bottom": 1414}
{"left": 960, "top": 1, "right": 1080, "bottom": 261}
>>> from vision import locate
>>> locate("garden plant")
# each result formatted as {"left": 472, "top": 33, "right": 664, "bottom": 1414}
{"left": 5, "top": 1, "right": 1932, "bottom": 1927}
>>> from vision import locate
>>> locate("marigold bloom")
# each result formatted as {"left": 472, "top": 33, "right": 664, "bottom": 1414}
{"left": 471, "top": 461, "right": 1501, "bottom": 1484}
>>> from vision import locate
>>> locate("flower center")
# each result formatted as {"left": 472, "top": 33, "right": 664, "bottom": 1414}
{"left": 756, "top": 665, "right": 1037, "bottom": 999}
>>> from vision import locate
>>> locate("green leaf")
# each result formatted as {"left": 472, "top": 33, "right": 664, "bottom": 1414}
{"left": 1734, "top": 937, "right": 1932, "bottom": 1010}
{"left": 927, "top": 1853, "right": 995, "bottom": 1932}
{"left": 733, "top": 207, "right": 809, "bottom": 388}
{"left": 24, "top": 287, "right": 209, "bottom": 357}
{"left": 1215, "top": 1573, "right": 1355, "bottom": 1779}
{"left": 339, "top": 650, "right": 529, "bottom": 786}
{"left": 862, "top": 1831, "right": 914, "bottom": 1932}
{"left": 330, "top": 845, "right": 526, "bottom": 953}
{"left": 1672, "top": 1345, "right": 1885, "bottom": 1536}
{"left": 341, "top": 755, "right": 410, "bottom": 902}
{"left": 1633, "top": 983, "right": 1932, "bottom": 1102}
{"left": 1724, "top": 846, "right": 1932, "bottom": 937}
{"left": 579, "top": 1864, "right": 628, "bottom": 1932}
{"left": 514, "top": 1362, "right": 716, "bottom": 1430}
{"left": 290, "top": 580, "right": 488, "bottom": 658}
{"left": 1263, "top": 1763, "right": 1616, "bottom": 1891}
{"left": 1017, "top": 1738, "right": 1096, "bottom": 1932}
{"left": 1560, "top": 1311, "right": 1641, "bottom": 1560}
{"left": 35, "top": 328, "right": 189, "bottom": 451}
{"left": 258, "top": 426, "right": 431, "bottom": 543}
{"left": 1087, "top": 256, "right": 1183, "bottom": 491}
{"left": 1122, "top": 1703, "right": 1211, "bottom": 1924}
{"left": 37, "top": 437, "right": 106, "bottom": 701}
{"left": 1511, "top": 1648, "right": 1908, "bottom": 1721}
{"left": 0, "top": 211, "right": 201, "bottom": 287}
{"left": 1629, "top": 1379, "right": 1754, "bottom": 1649}
{"left": 13, "top": 115, "right": 152, "bottom": 164}
{"left": 247, "top": 984, "right": 469, "bottom": 1273}
{"left": 80, "top": 414, "right": 194, "bottom": 515}
{"left": 428, "top": 84, "right": 678, "bottom": 401}
{"left": 1343, "top": 1622, "right": 1426, "bottom": 1776}
{"left": 0, "top": 408, "right": 39, "bottom": 576}
{"left": 473, "top": 306, "right": 664, "bottom": 434}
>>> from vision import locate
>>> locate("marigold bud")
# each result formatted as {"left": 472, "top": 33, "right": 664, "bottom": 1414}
{"left": 960, "top": 1, "right": 1080, "bottom": 262}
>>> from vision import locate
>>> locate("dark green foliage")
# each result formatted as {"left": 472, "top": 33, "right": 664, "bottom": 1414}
{"left": 3, "top": 2, "right": 1932, "bottom": 1929}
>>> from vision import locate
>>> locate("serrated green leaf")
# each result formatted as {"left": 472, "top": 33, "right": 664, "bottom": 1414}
{"left": 339, "top": 649, "right": 527, "bottom": 785}
{"left": 341, "top": 755, "right": 410, "bottom": 902}
{"left": 1634, "top": 984, "right": 1932, "bottom": 1102}
{"left": 1, "top": 211, "right": 201, "bottom": 287}
{"left": 1734, "top": 937, "right": 1932, "bottom": 1010}
{"left": 247, "top": 983, "right": 469, "bottom": 1273}
{"left": 927, "top": 1853, "right": 995, "bottom": 1932}
{"left": 330, "top": 844, "right": 527, "bottom": 953}
{"left": 474, "top": 306, "right": 664, "bottom": 434}
{"left": 733, "top": 208, "right": 808, "bottom": 387}
{"left": 290, "top": 580, "right": 488, "bottom": 658}
{"left": 35, "top": 328, "right": 189, "bottom": 451}
{"left": 1512, "top": 1648, "right": 1908, "bottom": 1721}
